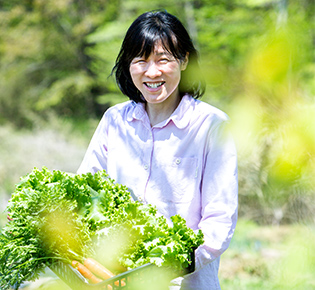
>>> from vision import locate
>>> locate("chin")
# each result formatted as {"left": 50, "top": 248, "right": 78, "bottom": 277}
{"left": 144, "top": 95, "right": 166, "bottom": 104}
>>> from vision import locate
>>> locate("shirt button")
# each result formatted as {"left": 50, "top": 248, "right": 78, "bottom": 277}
{"left": 138, "top": 196, "right": 143, "bottom": 202}
{"left": 175, "top": 158, "right": 181, "bottom": 165}
{"left": 144, "top": 164, "right": 149, "bottom": 170}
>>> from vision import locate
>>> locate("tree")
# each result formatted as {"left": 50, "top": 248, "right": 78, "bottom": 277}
{"left": 0, "top": 0, "right": 120, "bottom": 127}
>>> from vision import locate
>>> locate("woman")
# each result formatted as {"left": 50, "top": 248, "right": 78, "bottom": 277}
{"left": 78, "top": 10, "right": 238, "bottom": 290}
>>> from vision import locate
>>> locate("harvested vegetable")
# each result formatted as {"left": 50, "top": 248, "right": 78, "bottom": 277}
{"left": 71, "top": 260, "right": 103, "bottom": 284}
{"left": 82, "top": 258, "right": 125, "bottom": 287}
{"left": 83, "top": 258, "right": 115, "bottom": 280}
{"left": 0, "top": 167, "right": 204, "bottom": 289}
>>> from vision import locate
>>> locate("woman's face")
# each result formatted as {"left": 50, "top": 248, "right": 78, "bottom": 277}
{"left": 129, "top": 42, "right": 187, "bottom": 106}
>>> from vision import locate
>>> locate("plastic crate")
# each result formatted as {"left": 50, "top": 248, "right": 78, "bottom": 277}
{"left": 51, "top": 251, "right": 195, "bottom": 290}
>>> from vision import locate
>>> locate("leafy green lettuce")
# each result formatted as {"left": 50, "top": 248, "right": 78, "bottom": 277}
{"left": 0, "top": 167, "right": 204, "bottom": 289}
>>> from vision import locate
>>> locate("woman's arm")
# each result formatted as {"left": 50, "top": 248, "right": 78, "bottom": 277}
{"left": 195, "top": 121, "right": 238, "bottom": 271}
{"left": 77, "top": 113, "right": 109, "bottom": 174}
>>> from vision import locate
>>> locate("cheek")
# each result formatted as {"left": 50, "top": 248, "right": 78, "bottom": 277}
{"left": 129, "top": 67, "right": 142, "bottom": 83}
{"left": 165, "top": 64, "right": 182, "bottom": 78}
{"left": 168, "top": 69, "right": 182, "bottom": 85}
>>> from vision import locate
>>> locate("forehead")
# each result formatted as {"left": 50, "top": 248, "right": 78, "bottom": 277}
{"left": 137, "top": 40, "right": 174, "bottom": 59}
{"left": 152, "top": 42, "right": 173, "bottom": 55}
{"left": 131, "top": 28, "right": 180, "bottom": 58}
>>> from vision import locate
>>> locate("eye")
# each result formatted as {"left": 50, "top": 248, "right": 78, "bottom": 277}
{"left": 159, "top": 58, "right": 170, "bottom": 64}
{"left": 131, "top": 58, "right": 146, "bottom": 65}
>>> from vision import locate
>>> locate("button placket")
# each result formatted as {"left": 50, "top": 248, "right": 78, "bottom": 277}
{"left": 142, "top": 127, "right": 154, "bottom": 203}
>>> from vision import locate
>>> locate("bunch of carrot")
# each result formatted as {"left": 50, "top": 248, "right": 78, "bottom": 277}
{"left": 71, "top": 258, "right": 125, "bottom": 287}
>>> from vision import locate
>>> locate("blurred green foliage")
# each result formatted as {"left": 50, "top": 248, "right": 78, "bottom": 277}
{"left": 219, "top": 219, "right": 315, "bottom": 289}
{"left": 0, "top": 0, "right": 314, "bottom": 226}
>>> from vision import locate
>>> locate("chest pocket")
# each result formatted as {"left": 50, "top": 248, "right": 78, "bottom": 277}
{"left": 156, "top": 156, "right": 199, "bottom": 203}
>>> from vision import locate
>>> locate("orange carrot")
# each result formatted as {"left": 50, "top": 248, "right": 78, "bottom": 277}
{"left": 71, "top": 260, "right": 103, "bottom": 284}
{"left": 84, "top": 258, "right": 125, "bottom": 287}
{"left": 84, "top": 258, "right": 115, "bottom": 280}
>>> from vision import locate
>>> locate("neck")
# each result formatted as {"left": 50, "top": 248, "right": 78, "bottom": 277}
{"left": 146, "top": 95, "right": 181, "bottom": 127}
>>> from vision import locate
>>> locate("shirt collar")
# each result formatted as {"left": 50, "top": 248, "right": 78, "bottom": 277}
{"left": 167, "top": 94, "right": 194, "bottom": 129}
{"left": 127, "top": 94, "right": 194, "bottom": 129}
{"left": 127, "top": 101, "right": 146, "bottom": 122}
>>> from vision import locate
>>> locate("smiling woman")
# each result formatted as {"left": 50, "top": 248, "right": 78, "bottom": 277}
{"left": 78, "top": 10, "right": 238, "bottom": 290}
{"left": 129, "top": 43, "right": 186, "bottom": 125}
{"left": 112, "top": 10, "right": 205, "bottom": 104}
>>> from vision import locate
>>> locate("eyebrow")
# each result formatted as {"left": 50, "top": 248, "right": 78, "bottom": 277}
{"left": 133, "top": 52, "right": 173, "bottom": 60}
{"left": 154, "top": 51, "right": 173, "bottom": 56}
{"left": 133, "top": 43, "right": 177, "bottom": 61}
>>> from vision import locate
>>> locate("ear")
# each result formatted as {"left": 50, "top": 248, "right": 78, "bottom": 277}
{"left": 181, "top": 53, "right": 189, "bottom": 71}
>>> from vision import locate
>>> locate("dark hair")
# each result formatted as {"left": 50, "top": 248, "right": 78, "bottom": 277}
{"left": 112, "top": 10, "right": 205, "bottom": 103}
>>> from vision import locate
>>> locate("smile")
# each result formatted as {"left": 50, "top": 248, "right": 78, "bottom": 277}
{"left": 144, "top": 82, "right": 165, "bottom": 89}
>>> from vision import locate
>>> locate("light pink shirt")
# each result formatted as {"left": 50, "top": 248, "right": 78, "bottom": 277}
{"left": 78, "top": 95, "right": 238, "bottom": 289}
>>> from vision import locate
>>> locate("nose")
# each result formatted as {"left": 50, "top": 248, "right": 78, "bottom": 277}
{"left": 144, "top": 61, "right": 162, "bottom": 78}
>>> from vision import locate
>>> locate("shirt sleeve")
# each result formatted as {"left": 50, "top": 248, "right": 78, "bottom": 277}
{"left": 195, "top": 119, "right": 238, "bottom": 271}
{"left": 77, "top": 112, "right": 109, "bottom": 175}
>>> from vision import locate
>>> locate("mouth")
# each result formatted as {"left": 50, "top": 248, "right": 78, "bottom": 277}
{"left": 144, "top": 81, "right": 165, "bottom": 89}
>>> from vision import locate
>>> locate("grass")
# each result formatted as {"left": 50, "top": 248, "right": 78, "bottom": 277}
{"left": 219, "top": 219, "right": 315, "bottom": 289}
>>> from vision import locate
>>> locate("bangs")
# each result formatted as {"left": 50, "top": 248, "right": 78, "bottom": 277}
{"left": 129, "top": 28, "right": 183, "bottom": 61}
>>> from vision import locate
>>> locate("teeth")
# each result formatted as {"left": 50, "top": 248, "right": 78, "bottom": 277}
{"left": 146, "top": 82, "right": 164, "bottom": 88}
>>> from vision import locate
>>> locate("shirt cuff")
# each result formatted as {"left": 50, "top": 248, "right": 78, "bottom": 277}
{"left": 194, "top": 244, "right": 220, "bottom": 272}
